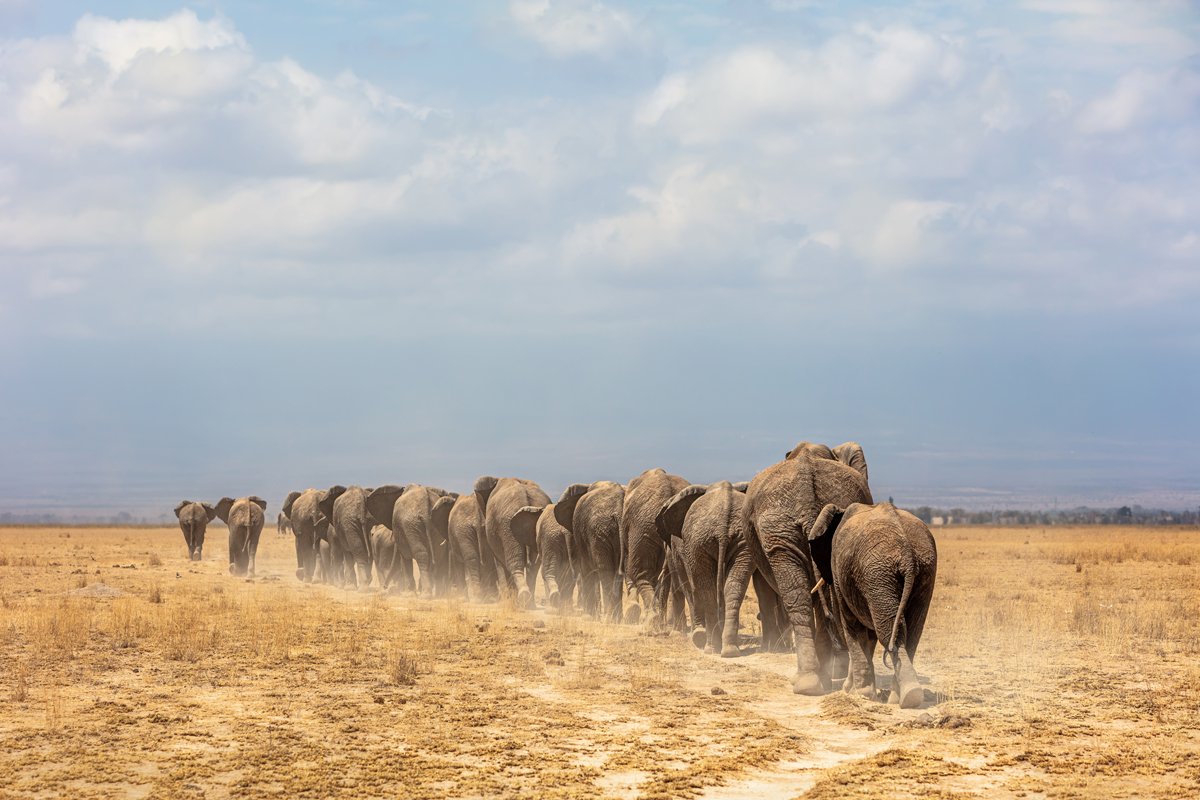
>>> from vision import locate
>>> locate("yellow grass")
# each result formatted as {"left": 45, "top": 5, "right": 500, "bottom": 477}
{"left": 0, "top": 524, "right": 1198, "bottom": 798}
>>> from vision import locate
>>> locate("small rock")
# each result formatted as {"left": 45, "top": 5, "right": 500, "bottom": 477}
{"left": 913, "top": 712, "right": 935, "bottom": 727}
{"left": 939, "top": 714, "right": 972, "bottom": 729}
{"left": 711, "top": 687, "right": 728, "bottom": 696}
{"left": 531, "top": 620, "right": 546, "bottom": 629}
{"left": 476, "top": 622, "right": 490, "bottom": 632}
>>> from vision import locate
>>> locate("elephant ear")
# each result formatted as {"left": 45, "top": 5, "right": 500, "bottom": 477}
{"left": 249, "top": 496, "right": 267, "bottom": 511}
{"left": 510, "top": 505, "right": 543, "bottom": 549}
{"left": 282, "top": 491, "right": 302, "bottom": 519}
{"left": 214, "top": 497, "right": 235, "bottom": 523}
{"left": 431, "top": 495, "right": 456, "bottom": 545}
{"left": 831, "top": 442, "right": 868, "bottom": 482}
{"left": 174, "top": 501, "right": 189, "bottom": 519}
{"left": 656, "top": 485, "right": 707, "bottom": 543}
{"left": 731, "top": 481, "right": 750, "bottom": 493}
{"left": 473, "top": 476, "right": 499, "bottom": 511}
{"left": 366, "top": 485, "right": 404, "bottom": 528}
{"left": 318, "top": 486, "right": 347, "bottom": 521}
{"left": 554, "top": 484, "right": 590, "bottom": 531}
{"left": 806, "top": 503, "right": 845, "bottom": 586}
{"left": 201, "top": 503, "right": 217, "bottom": 522}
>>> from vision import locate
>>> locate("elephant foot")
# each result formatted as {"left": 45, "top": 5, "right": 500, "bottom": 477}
{"left": 295, "top": 568, "right": 306, "bottom": 580}
{"left": 720, "top": 644, "right": 742, "bottom": 659}
{"left": 791, "top": 671, "right": 825, "bottom": 696}
{"left": 897, "top": 681, "right": 923, "bottom": 709}
{"left": 548, "top": 590, "right": 560, "bottom": 608}
{"left": 691, "top": 628, "right": 708, "bottom": 649}
{"left": 190, "top": 553, "right": 201, "bottom": 562}
{"left": 848, "top": 684, "right": 876, "bottom": 701}
{"left": 623, "top": 605, "right": 641, "bottom": 625}
{"left": 517, "top": 588, "right": 532, "bottom": 609}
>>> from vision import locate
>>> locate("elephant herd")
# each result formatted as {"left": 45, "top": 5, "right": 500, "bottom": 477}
{"left": 174, "top": 440, "right": 937, "bottom": 707}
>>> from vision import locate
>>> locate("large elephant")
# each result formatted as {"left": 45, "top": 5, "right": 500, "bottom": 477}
{"left": 215, "top": 496, "right": 267, "bottom": 577}
{"left": 448, "top": 492, "right": 498, "bottom": 602}
{"left": 369, "top": 485, "right": 457, "bottom": 597}
{"left": 807, "top": 502, "right": 936, "bottom": 708}
{"left": 622, "top": 468, "right": 690, "bottom": 625}
{"left": 284, "top": 488, "right": 331, "bottom": 583}
{"left": 474, "top": 476, "right": 548, "bottom": 609}
{"left": 554, "top": 481, "right": 624, "bottom": 621}
{"left": 514, "top": 504, "right": 572, "bottom": 612}
{"left": 318, "top": 486, "right": 375, "bottom": 589}
{"left": 174, "top": 500, "right": 216, "bottom": 561}
{"left": 743, "top": 444, "right": 873, "bottom": 695}
{"left": 656, "top": 481, "right": 753, "bottom": 657}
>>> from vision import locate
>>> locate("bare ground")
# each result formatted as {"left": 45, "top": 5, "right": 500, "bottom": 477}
{"left": 1, "top": 524, "right": 1198, "bottom": 798}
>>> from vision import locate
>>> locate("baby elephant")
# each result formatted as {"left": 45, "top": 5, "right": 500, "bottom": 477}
{"left": 807, "top": 502, "right": 936, "bottom": 708}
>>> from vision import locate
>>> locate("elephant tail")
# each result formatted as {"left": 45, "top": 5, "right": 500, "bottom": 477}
{"left": 883, "top": 550, "right": 917, "bottom": 670}
{"left": 716, "top": 534, "right": 727, "bottom": 632}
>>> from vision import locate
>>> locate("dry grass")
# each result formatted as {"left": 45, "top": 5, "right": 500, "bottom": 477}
{"left": 0, "top": 524, "right": 1197, "bottom": 798}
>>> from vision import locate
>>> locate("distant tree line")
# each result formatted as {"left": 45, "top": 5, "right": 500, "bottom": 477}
{"left": 905, "top": 505, "right": 1200, "bottom": 526}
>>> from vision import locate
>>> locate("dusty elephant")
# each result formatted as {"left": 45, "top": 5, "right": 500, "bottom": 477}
{"left": 808, "top": 502, "right": 936, "bottom": 708}
{"left": 318, "top": 486, "right": 376, "bottom": 589}
{"left": 554, "top": 481, "right": 624, "bottom": 621}
{"left": 395, "top": 486, "right": 458, "bottom": 597}
{"left": 277, "top": 511, "right": 292, "bottom": 536}
{"left": 475, "top": 476, "right": 548, "bottom": 609}
{"left": 215, "top": 496, "right": 267, "bottom": 577}
{"left": 174, "top": 500, "right": 216, "bottom": 562}
{"left": 514, "top": 504, "right": 572, "bottom": 612}
{"left": 622, "top": 468, "right": 690, "bottom": 626}
{"left": 448, "top": 492, "right": 498, "bottom": 602}
{"left": 284, "top": 489, "right": 331, "bottom": 583}
{"left": 656, "top": 481, "right": 753, "bottom": 656}
{"left": 743, "top": 443, "right": 873, "bottom": 695}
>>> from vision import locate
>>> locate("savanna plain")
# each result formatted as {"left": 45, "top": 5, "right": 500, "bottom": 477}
{"left": 1, "top": 524, "right": 1198, "bottom": 799}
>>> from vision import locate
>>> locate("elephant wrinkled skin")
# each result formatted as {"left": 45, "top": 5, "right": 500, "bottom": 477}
{"left": 656, "top": 481, "right": 752, "bottom": 656}
{"left": 476, "top": 476, "right": 548, "bottom": 609}
{"left": 174, "top": 500, "right": 216, "bottom": 562}
{"left": 743, "top": 445, "right": 873, "bottom": 695}
{"left": 808, "top": 501, "right": 937, "bottom": 708}
{"left": 555, "top": 481, "right": 625, "bottom": 621}
{"left": 215, "top": 496, "right": 267, "bottom": 577}
{"left": 622, "top": 469, "right": 690, "bottom": 626}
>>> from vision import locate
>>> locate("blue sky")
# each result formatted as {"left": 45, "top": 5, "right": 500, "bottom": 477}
{"left": 1, "top": 1, "right": 1197, "bottom": 517}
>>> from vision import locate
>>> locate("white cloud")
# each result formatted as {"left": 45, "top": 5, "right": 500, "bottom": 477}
{"left": 509, "top": 0, "right": 639, "bottom": 57}
{"left": 1077, "top": 67, "right": 1200, "bottom": 134}
{"left": 637, "top": 25, "right": 964, "bottom": 142}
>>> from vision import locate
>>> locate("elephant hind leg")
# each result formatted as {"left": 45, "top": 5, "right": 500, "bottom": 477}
{"left": 720, "top": 547, "right": 754, "bottom": 658}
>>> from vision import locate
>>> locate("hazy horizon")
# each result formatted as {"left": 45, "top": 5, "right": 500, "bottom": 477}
{"left": 2, "top": 2, "right": 1197, "bottom": 517}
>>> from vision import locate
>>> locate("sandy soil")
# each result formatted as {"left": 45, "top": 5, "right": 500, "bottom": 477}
{"left": 1, "top": 524, "right": 1198, "bottom": 798}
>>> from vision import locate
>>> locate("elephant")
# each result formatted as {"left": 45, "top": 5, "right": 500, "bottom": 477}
{"left": 807, "top": 502, "right": 936, "bottom": 708}
{"left": 554, "top": 481, "right": 625, "bottom": 621}
{"left": 785, "top": 441, "right": 868, "bottom": 481}
{"left": 283, "top": 489, "right": 331, "bottom": 583}
{"left": 743, "top": 443, "right": 873, "bottom": 695}
{"left": 277, "top": 511, "right": 292, "bottom": 536}
{"left": 655, "top": 481, "right": 753, "bottom": 657}
{"left": 174, "top": 500, "right": 216, "bottom": 561}
{"left": 514, "top": 504, "right": 572, "bottom": 612}
{"left": 474, "top": 476, "right": 548, "bottom": 609}
{"left": 622, "top": 468, "right": 690, "bottom": 626}
{"left": 318, "top": 486, "right": 375, "bottom": 589}
{"left": 214, "top": 496, "right": 267, "bottom": 577}
{"left": 448, "top": 492, "right": 499, "bottom": 602}
{"left": 367, "top": 485, "right": 457, "bottom": 597}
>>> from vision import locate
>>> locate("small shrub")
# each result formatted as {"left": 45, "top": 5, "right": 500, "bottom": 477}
{"left": 147, "top": 553, "right": 163, "bottom": 567}
{"left": 148, "top": 584, "right": 163, "bottom": 604}
{"left": 386, "top": 646, "right": 420, "bottom": 686}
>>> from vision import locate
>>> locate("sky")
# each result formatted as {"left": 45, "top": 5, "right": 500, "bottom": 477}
{"left": 1, "top": 1, "right": 1198, "bottom": 518}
